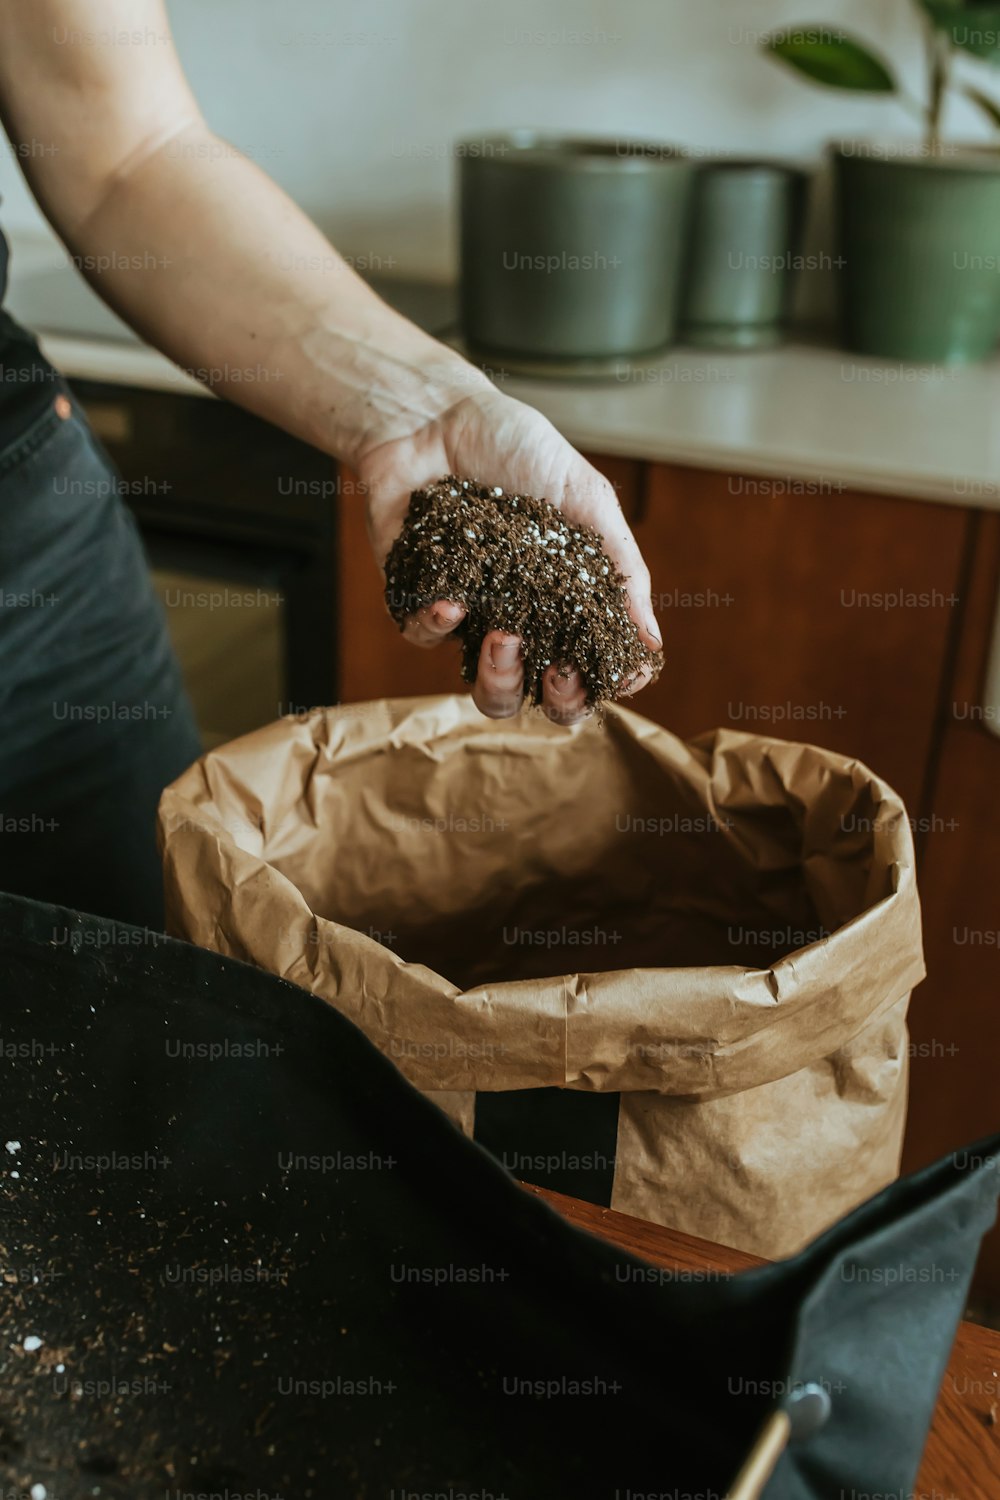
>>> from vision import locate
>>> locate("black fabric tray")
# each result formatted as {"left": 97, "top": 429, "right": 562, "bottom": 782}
{"left": 0, "top": 893, "right": 996, "bottom": 1498}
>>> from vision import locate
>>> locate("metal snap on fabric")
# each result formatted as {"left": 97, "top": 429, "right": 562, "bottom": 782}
{"left": 787, "top": 1382, "right": 833, "bottom": 1441}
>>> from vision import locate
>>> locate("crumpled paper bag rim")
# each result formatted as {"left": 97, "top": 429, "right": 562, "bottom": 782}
{"left": 159, "top": 696, "right": 924, "bottom": 1098}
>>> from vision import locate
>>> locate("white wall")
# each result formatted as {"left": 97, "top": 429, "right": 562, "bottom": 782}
{"left": 2, "top": 0, "right": 997, "bottom": 292}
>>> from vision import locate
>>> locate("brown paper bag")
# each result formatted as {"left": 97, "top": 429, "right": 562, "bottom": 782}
{"left": 158, "top": 695, "right": 924, "bottom": 1259}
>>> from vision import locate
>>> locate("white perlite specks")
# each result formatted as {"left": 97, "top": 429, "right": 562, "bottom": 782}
{"left": 384, "top": 475, "right": 662, "bottom": 707}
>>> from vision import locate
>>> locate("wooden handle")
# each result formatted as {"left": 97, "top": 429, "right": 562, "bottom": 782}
{"left": 725, "top": 1409, "right": 792, "bottom": 1500}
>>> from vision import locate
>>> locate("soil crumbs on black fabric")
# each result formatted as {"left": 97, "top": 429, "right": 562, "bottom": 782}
{"left": 384, "top": 476, "right": 662, "bottom": 707}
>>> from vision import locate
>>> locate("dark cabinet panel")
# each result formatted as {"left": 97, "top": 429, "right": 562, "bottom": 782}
{"left": 630, "top": 463, "right": 970, "bottom": 814}
{"left": 71, "top": 380, "right": 339, "bottom": 728}
{"left": 904, "top": 723, "right": 1000, "bottom": 1300}
{"left": 903, "top": 514, "right": 1000, "bottom": 1304}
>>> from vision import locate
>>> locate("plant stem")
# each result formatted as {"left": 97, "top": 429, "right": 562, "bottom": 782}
{"left": 926, "top": 25, "right": 951, "bottom": 153}
{"left": 897, "top": 86, "right": 931, "bottom": 128}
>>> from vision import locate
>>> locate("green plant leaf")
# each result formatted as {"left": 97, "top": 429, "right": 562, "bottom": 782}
{"left": 962, "top": 81, "right": 1000, "bottom": 125}
{"left": 918, "top": 3, "right": 1000, "bottom": 61}
{"left": 762, "top": 29, "right": 898, "bottom": 91}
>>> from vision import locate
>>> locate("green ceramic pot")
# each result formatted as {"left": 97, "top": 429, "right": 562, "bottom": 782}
{"left": 458, "top": 133, "right": 695, "bottom": 363}
{"left": 834, "top": 143, "right": 1000, "bottom": 364}
{"left": 680, "top": 161, "right": 809, "bottom": 350}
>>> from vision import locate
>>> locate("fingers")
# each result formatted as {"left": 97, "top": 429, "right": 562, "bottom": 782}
{"left": 606, "top": 530, "right": 662, "bottom": 654}
{"left": 580, "top": 494, "right": 662, "bottom": 696}
{"left": 402, "top": 598, "right": 466, "bottom": 649}
{"left": 472, "top": 631, "right": 525, "bottom": 718}
{"left": 473, "top": 647, "right": 591, "bottom": 725}
{"left": 628, "top": 560, "right": 661, "bottom": 652}
{"left": 541, "top": 663, "right": 590, "bottom": 726}
{"left": 616, "top": 662, "right": 655, "bottom": 699}
{"left": 404, "top": 613, "right": 608, "bottom": 723}
{"left": 564, "top": 470, "right": 662, "bottom": 654}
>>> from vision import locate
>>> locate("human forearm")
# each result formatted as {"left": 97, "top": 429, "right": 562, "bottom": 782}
{"left": 0, "top": 0, "right": 487, "bottom": 466}
{"left": 51, "top": 118, "right": 489, "bottom": 466}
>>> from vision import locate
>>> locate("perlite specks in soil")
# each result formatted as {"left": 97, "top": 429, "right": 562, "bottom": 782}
{"left": 384, "top": 476, "right": 662, "bottom": 707}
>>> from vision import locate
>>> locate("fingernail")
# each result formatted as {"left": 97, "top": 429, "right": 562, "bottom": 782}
{"left": 491, "top": 637, "right": 520, "bottom": 670}
{"left": 645, "top": 615, "right": 663, "bottom": 649}
{"left": 432, "top": 601, "right": 464, "bottom": 628}
{"left": 550, "top": 665, "right": 574, "bottom": 695}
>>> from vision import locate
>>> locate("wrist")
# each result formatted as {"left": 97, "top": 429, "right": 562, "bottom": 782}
{"left": 304, "top": 310, "right": 493, "bottom": 472}
{"left": 356, "top": 349, "right": 494, "bottom": 469}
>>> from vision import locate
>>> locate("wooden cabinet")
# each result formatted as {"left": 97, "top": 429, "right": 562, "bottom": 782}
{"left": 629, "top": 464, "right": 970, "bottom": 814}
{"left": 902, "top": 512, "right": 1000, "bottom": 1303}
{"left": 906, "top": 726, "right": 1000, "bottom": 1149}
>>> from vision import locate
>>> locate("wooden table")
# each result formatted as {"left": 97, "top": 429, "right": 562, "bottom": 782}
{"left": 529, "top": 1184, "right": 1000, "bottom": 1500}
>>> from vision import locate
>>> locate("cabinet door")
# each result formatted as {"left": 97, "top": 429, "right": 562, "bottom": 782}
{"left": 336, "top": 455, "right": 644, "bottom": 704}
{"left": 902, "top": 512, "right": 1000, "bottom": 1304}
{"left": 628, "top": 463, "right": 970, "bottom": 813}
{"left": 905, "top": 723, "right": 1000, "bottom": 1304}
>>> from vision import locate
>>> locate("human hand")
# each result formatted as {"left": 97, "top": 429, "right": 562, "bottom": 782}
{"left": 357, "top": 385, "right": 661, "bottom": 725}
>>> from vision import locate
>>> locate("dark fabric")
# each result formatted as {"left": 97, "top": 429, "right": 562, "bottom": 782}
{"left": 0, "top": 221, "right": 62, "bottom": 443}
{"left": 474, "top": 1084, "right": 621, "bottom": 1203}
{"left": 0, "top": 891, "right": 996, "bottom": 1499}
{"left": 0, "top": 395, "right": 201, "bottom": 928}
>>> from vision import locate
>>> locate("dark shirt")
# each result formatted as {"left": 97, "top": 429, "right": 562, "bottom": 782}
{"left": 0, "top": 213, "right": 65, "bottom": 451}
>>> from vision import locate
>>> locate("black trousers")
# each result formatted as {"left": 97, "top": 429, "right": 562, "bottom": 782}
{"left": 0, "top": 389, "right": 202, "bottom": 929}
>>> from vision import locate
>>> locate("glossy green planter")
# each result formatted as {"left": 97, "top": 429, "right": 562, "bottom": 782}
{"left": 834, "top": 144, "right": 1000, "bottom": 364}
{"left": 459, "top": 133, "right": 695, "bottom": 363}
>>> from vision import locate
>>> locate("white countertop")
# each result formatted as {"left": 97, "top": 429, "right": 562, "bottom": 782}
{"left": 7, "top": 229, "right": 1000, "bottom": 507}
{"left": 507, "top": 346, "right": 1000, "bottom": 507}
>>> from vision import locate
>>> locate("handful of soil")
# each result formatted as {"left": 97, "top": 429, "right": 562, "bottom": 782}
{"left": 384, "top": 476, "right": 662, "bottom": 707}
